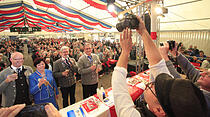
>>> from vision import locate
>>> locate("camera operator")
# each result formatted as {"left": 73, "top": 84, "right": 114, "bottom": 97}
{"left": 159, "top": 42, "right": 210, "bottom": 113}
{"left": 159, "top": 42, "right": 210, "bottom": 88}
{"left": 112, "top": 16, "right": 208, "bottom": 117}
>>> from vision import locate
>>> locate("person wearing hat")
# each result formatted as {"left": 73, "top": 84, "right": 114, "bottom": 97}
{"left": 112, "top": 17, "right": 208, "bottom": 117}
{"left": 159, "top": 42, "right": 210, "bottom": 114}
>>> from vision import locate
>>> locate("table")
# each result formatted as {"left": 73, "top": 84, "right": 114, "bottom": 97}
{"left": 59, "top": 96, "right": 110, "bottom": 117}
{"left": 59, "top": 71, "right": 150, "bottom": 117}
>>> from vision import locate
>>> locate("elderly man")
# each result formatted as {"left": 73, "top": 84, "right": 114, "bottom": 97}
{"left": 53, "top": 46, "right": 78, "bottom": 108}
{"left": 0, "top": 52, "right": 33, "bottom": 107}
{"left": 77, "top": 42, "right": 102, "bottom": 99}
{"left": 159, "top": 42, "right": 210, "bottom": 115}
{"left": 112, "top": 17, "right": 208, "bottom": 117}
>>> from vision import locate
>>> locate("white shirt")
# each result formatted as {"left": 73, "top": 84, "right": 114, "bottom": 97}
{"left": 149, "top": 59, "right": 172, "bottom": 82}
{"left": 112, "top": 66, "right": 141, "bottom": 117}
{"left": 112, "top": 59, "right": 171, "bottom": 117}
{"left": 11, "top": 65, "right": 22, "bottom": 72}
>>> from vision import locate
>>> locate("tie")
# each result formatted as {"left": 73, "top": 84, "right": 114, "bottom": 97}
{"left": 88, "top": 56, "right": 92, "bottom": 63}
{"left": 17, "top": 68, "right": 21, "bottom": 73}
{"left": 65, "top": 58, "right": 71, "bottom": 67}
{"left": 16, "top": 68, "right": 21, "bottom": 75}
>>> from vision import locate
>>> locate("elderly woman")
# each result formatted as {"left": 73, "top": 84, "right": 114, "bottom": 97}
{"left": 29, "top": 57, "right": 59, "bottom": 109}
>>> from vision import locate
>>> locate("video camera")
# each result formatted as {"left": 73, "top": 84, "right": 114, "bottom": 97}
{"left": 116, "top": 14, "right": 139, "bottom": 32}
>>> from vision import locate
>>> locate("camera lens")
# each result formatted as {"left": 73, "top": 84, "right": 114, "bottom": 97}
{"left": 116, "top": 22, "right": 124, "bottom": 32}
{"left": 116, "top": 14, "right": 139, "bottom": 32}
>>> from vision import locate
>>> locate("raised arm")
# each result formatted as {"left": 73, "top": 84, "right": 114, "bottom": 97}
{"left": 169, "top": 44, "right": 200, "bottom": 82}
{"left": 112, "top": 28, "right": 141, "bottom": 117}
{"left": 136, "top": 17, "right": 162, "bottom": 66}
{"left": 116, "top": 28, "right": 132, "bottom": 68}
{"left": 136, "top": 17, "right": 170, "bottom": 79}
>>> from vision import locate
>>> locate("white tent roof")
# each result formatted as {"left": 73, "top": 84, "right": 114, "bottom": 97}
{"left": 0, "top": 0, "right": 210, "bottom": 34}
{"left": 160, "top": 0, "right": 210, "bottom": 31}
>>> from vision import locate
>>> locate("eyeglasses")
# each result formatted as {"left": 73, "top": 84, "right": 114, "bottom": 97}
{"left": 145, "top": 82, "right": 157, "bottom": 97}
{"left": 85, "top": 48, "right": 92, "bottom": 50}
{"left": 13, "top": 58, "right": 24, "bottom": 61}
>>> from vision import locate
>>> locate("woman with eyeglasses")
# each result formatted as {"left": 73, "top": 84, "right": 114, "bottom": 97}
{"left": 29, "top": 57, "right": 59, "bottom": 109}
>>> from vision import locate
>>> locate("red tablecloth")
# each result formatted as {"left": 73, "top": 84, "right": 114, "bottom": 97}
{"left": 95, "top": 71, "right": 149, "bottom": 117}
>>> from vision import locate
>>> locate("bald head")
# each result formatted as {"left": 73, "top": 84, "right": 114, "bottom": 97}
{"left": 10, "top": 52, "right": 24, "bottom": 67}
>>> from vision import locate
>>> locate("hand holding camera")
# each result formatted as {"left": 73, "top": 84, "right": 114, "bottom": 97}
{"left": 0, "top": 104, "right": 25, "bottom": 117}
{"left": 159, "top": 42, "right": 170, "bottom": 61}
{"left": 116, "top": 14, "right": 148, "bottom": 37}
{"left": 159, "top": 41, "right": 180, "bottom": 58}
{"left": 116, "top": 14, "right": 139, "bottom": 32}
{"left": 160, "top": 40, "right": 175, "bottom": 51}
{"left": 15, "top": 103, "right": 61, "bottom": 117}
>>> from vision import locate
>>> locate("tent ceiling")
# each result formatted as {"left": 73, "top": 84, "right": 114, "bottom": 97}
{"left": 0, "top": 0, "right": 210, "bottom": 34}
{"left": 160, "top": 0, "right": 210, "bottom": 31}
{"left": 0, "top": 0, "right": 124, "bottom": 33}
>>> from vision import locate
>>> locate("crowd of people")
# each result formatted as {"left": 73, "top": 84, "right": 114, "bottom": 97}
{"left": 0, "top": 37, "right": 122, "bottom": 115}
{"left": 179, "top": 43, "right": 209, "bottom": 67}
{"left": 0, "top": 17, "right": 209, "bottom": 117}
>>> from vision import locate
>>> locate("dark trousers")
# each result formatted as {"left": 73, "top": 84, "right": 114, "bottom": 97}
{"left": 60, "top": 84, "right": 76, "bottom": 108}
{"left": 0, "top": 94, "right": 1, "bottom": 107}
{"left": 82, "top": 83, "right": 98, "bottom": 99}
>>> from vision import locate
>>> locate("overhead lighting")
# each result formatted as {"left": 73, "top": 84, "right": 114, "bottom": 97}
{"left": 108, "top": 4, "right": 115, "bottom": 12}
{"left": 118, "top": 14, "right": 124, "bottom": 20}
{"left": 155, "top": 5, "right": 168, "bottom": 15}
{"left": 107, "top": 0, "right": 115, "bottom": 12}
{"left": 155, "top": 6, "right": 163, "bottom": 14}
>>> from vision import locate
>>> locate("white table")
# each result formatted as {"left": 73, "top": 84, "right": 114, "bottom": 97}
{"left": 59, "top": 96, "right": 111, "bottom": 117}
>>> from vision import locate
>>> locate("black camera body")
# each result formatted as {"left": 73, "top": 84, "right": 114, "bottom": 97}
{"left": 16, "top": 103, "right": 48, "bottom": 117}
{"left": 116, "top": 14, "right": 139, "bottom": 32}
{"left": 160, "top": 40, "right": 175, "bottom": 50}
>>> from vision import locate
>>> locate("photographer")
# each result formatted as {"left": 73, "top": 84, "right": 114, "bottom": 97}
{"left": 159, "top": 42, "right": 210, "bottom": 88}
{"left": 0, "top": 103, "right": 61, "bottom": 117}
{"left": 112, "top": 16, "right": 208, "bottom": 117}
{"left": 159, "top": 42, "right": 210, "bottom": 114}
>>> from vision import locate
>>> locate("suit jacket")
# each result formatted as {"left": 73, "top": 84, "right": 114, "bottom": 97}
{"left": 77, "top": 53, "right": 102, "bottom": 85}
{"left": 29, "top": 69, "right": 59, "bottom": 103}
{"left": 53, "top": 58, "right": 78, "bottom": 87}
{"left": 0, "top": 65, "right": 33, "bottom": 107}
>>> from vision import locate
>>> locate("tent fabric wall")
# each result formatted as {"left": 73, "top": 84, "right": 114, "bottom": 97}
{"left": 160, "top": 30, "right": 210, "bottom": 56}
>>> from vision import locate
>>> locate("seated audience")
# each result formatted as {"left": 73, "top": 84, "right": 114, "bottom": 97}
{"left": 196, "top": 50, "right": 207, "bottom": 64}
{"left": 201, "top": 56, "right": 210, "bottom": 69}
{"left": 193, "top": 46, "right": 199, "bottom": 56}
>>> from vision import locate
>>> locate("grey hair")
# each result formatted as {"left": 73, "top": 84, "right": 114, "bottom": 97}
{"left": 11, "top": 52, "right": 23, "bottom": 59}
{"left": 84, "top": 42, "right": 92, "bottom": 48}
{"left": 60, "top": 46, "right": 69, "bottom": 52}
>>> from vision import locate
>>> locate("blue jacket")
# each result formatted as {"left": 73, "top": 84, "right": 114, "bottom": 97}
{"left": 29, "top": 69, "right": 59, "bottom": 102}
